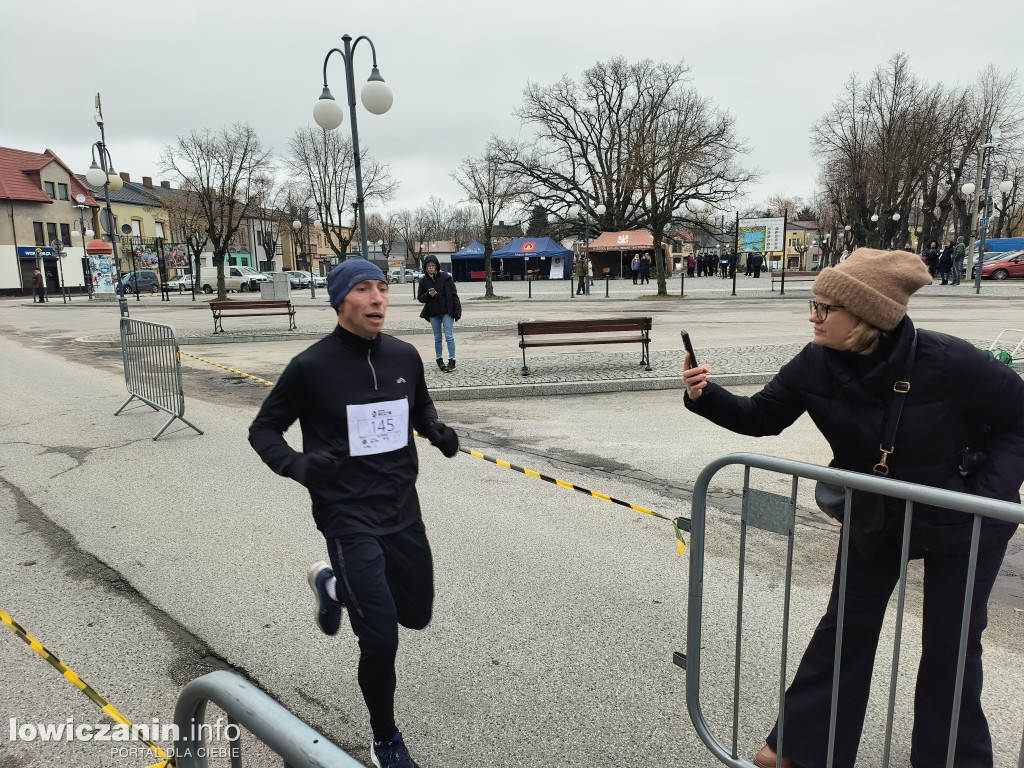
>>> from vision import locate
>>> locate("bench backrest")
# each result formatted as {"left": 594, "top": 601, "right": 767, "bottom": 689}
{"left": 518, "top": 317, "right": 652, "bottom": 336}
{"left": 211, "top": 300, "right": 291, "bottom": 310}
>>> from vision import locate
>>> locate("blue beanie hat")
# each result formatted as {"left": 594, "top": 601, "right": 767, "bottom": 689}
{"left": 327, "top": 258, "right": 387, "bottom": 309}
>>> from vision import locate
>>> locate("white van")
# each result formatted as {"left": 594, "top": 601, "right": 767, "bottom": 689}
{"left": 199, "top": 266, "right": 268, "bottom": 293}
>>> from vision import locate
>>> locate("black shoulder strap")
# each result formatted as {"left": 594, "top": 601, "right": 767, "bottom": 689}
{"left": 873, "top": 331, "right": 918, "bottom": 476}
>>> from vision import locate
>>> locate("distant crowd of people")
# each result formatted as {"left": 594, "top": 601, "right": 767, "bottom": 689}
{"left": 920, "top": 236, "right": 967, "bottom": 285}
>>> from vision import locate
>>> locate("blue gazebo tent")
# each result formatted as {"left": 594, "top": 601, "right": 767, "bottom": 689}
{"left": 451, "top": 240, "right": 486, "bottom": 258}
{"left": 450, "top": 237, "right": 573, "bottom": 281}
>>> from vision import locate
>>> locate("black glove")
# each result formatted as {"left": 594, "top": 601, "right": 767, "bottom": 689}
{"left": 286, "top": 451, "right": 337, "bottom": 487}
{"left": 423, "top": 420, "right": 459, "bottom": 458}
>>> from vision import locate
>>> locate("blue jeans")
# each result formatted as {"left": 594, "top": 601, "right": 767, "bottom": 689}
{"left": 428, "top": 314, "right": 455, "bottom": 359}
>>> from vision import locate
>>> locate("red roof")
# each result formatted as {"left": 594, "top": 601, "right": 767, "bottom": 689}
{"left": 0, "top": 147, "right": 98, "bottom": 206}
{"left": 588, "top": 230, "right": 655, "bottom": 252}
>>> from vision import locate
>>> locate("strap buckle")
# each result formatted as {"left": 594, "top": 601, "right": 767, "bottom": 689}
{"left": 873, "top": 443, "right": 894, "bottom": 476}
{"left": 893, "top": 381, "right": 910, "bottom": 394}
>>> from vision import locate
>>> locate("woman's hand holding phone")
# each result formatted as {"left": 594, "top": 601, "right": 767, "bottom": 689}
{"left": 681, "top": 330, "right": 709, "bottom": 401}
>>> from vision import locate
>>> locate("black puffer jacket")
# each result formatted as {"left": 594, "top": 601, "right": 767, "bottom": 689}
{"left": 417, "top": 255, "right": 461, "bottom": 321}
{"left": 685, "top": 318, "right": 1024, "bottom": 540}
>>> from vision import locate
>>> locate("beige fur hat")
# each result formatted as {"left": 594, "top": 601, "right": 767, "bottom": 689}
{"left": 811, "top": 248, "right": 931, "bottom": 330}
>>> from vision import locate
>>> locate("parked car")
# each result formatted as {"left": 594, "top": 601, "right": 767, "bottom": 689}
{"left": 162, "top": 274, "right": 195, "bottom": 291}
{"left": 118, "top": 269, "right": 161, "bottom": 294}
{"left": 972, "top": 250, "right": 1024, "bottom": 279}
{"left": 286, "top": 270, "right": 311, "bottom": 288}
{"left": 312, "top": 273, "right": 327, "bottom": 288}
{"left": 980, "top": 250, "right": 1024, "bottom": 281}
{"left": 390, "top": 268, "right": 423, "bottom": 283}
{"left": 198, "top": 266, "right": 268, "bottom": 293}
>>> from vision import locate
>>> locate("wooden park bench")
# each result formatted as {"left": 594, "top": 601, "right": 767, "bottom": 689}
{"left": 770, "top": 270, "right": 819, "bottom": 291}
{"left": 517, "top": 317, "right": 652, "bottom": 376}
{"left": 210, "top": 300, "right": 297, "bottom": 334}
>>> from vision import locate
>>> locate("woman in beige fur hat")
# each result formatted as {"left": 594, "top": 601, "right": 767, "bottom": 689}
{"left": 682, "top": 248, "right": 1024, "bottom": 768}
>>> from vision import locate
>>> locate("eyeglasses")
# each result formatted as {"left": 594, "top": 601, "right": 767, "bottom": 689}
{"left": 810, "top": 300, "right": 844, "bottom": 321}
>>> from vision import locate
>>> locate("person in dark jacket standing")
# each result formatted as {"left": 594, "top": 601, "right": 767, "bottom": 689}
{"left": 922, "top": 240, "right": 940, "bottom": 278}
{"left": 682, "top": 248, "right": 1024, "bottom": 768}
{"left": 750, "top": 251, "right": 764, "bottom": 278}
{"left": 953, "top": 236, "right": 967, "bottom": 285}
{"left": 574, "top": 256, "right": 587, "bottom": 294}
{"left": 417, "top": 254, "right": 461, "bottom": 372}
{"left": 249, "top": 259, "right": 459, "bottom": 768}
{"left": 639, "top": 253, "right": 652, "bottom": 285}
{"left": 938, "top": 240, "right": 955, "bottom": 285}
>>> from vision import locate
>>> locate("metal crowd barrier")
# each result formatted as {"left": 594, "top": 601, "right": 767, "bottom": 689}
{"left": 683, "top": 452, "right": 1024, "bottom": 768}
{"left": 172, "top": 671, "right": 362, "bottom": 768}
{"left": 115, "top": 317, "right": 203, "bottom": 440}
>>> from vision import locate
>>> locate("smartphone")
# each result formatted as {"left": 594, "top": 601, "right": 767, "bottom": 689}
{"left": 681, "top": 330, "right": 698, "bottom": 367}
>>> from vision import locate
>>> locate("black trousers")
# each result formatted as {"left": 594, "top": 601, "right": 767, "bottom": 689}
{"left": 326, "top": 520, "right": 434, "bottom": 742}
{"left": 576, "top": 275, "right": 585, "bottom": 294}
{"left": 767, "top": 516, "right": 1014, "bottom": 768}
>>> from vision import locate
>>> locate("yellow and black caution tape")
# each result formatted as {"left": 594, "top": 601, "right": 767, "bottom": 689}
{"left": 179, "top": 350, "right": 275, "bottom": 387}
{"left": 0, "top": 608, "right": 171, "bottom": 768}
{"left": 450, "top": 442, "right": 689, "bottom": 555}
{"left": 181, "top": 352, "right": 689, "bottom": 553}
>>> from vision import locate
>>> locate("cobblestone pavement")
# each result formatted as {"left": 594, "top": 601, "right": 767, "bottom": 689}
{"left": 21, "top": 272, "right": 1023, "bottom": 400}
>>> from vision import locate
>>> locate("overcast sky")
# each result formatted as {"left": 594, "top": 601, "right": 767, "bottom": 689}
{"left": 4, "top": 0, "right": 1022, "bottom": 220}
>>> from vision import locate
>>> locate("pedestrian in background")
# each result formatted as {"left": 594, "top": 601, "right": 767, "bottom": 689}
{"left": 418, "top": 254, "right": 462, "bottom": 372}
{"left": 750, "top": 251, "right": 764, "bottom": 278}
{"left": 639, "top": 253, "right": 651, "bottom": 285}
{"left": 31, "top": 268, "right": 45, "bottom": 303}
{"left": 687, "top": 253, "right": 696, "bottom": 277}
{"left": 574, "top": 256, "right": 587, "bottom": 295}
{"left": 922, "top": 240, "right": 940, "bottom": 278}
{"left": 631, "top": 254, "right": 640, "bottom": 284}
{"left": 249, "top": 259, "right": 461, "bottom": 768}
{"left": 938, "top": 240, "right": 954, "bottom": 285}
{"left": 682, "top": 248, "right": 1023, "bottom": 768}
{"left": 953, "top": 236, "right": 966, "bottom": 285}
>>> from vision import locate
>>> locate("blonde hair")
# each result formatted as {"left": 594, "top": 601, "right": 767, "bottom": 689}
{"left": 844, "top": 320, "right": 882, "bottom": 355}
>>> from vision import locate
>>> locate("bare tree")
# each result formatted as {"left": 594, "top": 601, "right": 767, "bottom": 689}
{"left": 494, "top": 57, "right": 752, "bottom": 294}
{"left": 286, "top": 126, "right": 398, "bottom": 261}
{"left": 451, "top": 150, "right": 524, "bottom": 298}
{"left": 448, "top": 206, "right": 479, "bottom": 251}
{"left": 159, "top": 123, "right": 273, "bottom": 299}
{"left": 812, "top": 56, "right": 1024, "bottom": 253}
{"left": 365, "top": 211, "right": 401, "bottom": 260}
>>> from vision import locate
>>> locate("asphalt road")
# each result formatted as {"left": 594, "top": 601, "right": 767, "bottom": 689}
{"left": 1, "top": 285, "right": 1022, "bottom": 768}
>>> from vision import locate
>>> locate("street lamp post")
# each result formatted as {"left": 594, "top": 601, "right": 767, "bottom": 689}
{"left": 313, "top": 34, "right": 393, "bottom": 264}
{"left": 71, "top": 194, "right": 95, "bottom": 299}
{"left": 293, "top": 210, "right": 316, "bottom": 299}
{"left": 961, "top": 125, "right": 1013, "bottom": 294}
{"left": 85, "top": 93, "right": 126, "bottom": 315}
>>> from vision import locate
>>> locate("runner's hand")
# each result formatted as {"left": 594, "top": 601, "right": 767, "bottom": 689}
{"left": 423, "top": 420, "right": 459, "bottom": 458}
{"left": 287, "top": 451, "right": 337, "bottom": 487}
